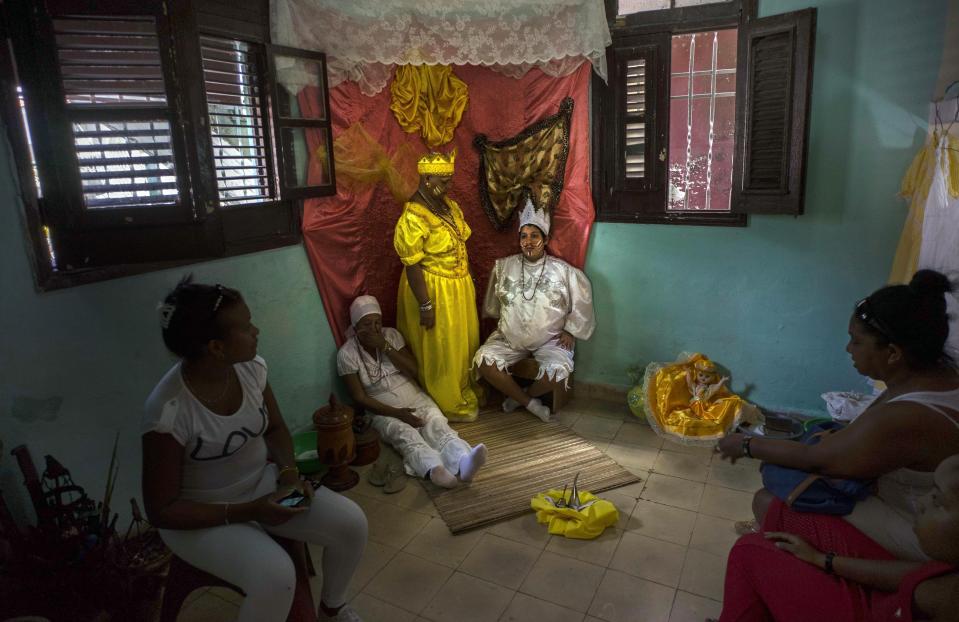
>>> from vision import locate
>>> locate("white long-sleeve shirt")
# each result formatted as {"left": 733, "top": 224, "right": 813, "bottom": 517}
{"left": 482, "top": 253, "right": 595, "bottom": 350}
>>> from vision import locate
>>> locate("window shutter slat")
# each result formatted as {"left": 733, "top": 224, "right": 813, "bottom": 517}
{"left": 201, "top": 36, "right": 274, "bottom": 207}
{"left": 731, "top": 8, "right": 816, "bottom": 215}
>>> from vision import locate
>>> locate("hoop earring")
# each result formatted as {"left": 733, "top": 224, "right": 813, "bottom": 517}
{"left": 425, "top": 182, "right": 433, "bottom": 190}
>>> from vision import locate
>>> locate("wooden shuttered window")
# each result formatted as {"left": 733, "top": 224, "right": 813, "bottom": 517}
{"left": 201, "top": 36, "right": 275, "bottom": 207}
{"left": 731, "top": 8, "right": 815, "bottom": 215}
{"left": 266, "top": 45, "right": 337, "bottom": 201}
{"left": 595, "top": 3, "right": 816, "bottom": 224}
{"left": 55, "top": 16, "right": 183, "bottom": 212}
{"left": 3, "top": 0, "right": 336, "bottom": 284}
{"left": 598, "top": 33, "right": 669, "bottom": 222}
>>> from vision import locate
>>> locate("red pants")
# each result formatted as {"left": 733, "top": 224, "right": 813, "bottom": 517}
{"left": 719, "top": 500, "right": 895, "bottom": 622}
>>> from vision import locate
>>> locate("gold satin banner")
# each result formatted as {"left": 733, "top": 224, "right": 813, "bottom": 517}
{"left": 332, "top": 122, "right": 419, "bottom": 203}
{"left": 389, "top": 65, "right": 469, "bottom": 148}
{"left": 473, "top": 97, "right": 573, "bottom": 230}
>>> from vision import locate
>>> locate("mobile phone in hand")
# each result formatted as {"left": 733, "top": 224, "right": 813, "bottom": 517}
{"left": 277, "top": 490, "right": 309, "bottom": 508}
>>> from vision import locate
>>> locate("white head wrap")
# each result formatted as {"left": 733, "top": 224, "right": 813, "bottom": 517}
{"left": 518, "top": 197, "right": 551, "bottom": 236}
{"left": 349, "top": 295, "right": 381, "bottom": 326}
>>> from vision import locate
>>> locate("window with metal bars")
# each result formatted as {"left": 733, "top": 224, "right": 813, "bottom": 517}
{"left": 2, "top": 0, "right": 336, "bottom": 289}
{"left": 593, "top": 0, "right": 815, "bottom": 225}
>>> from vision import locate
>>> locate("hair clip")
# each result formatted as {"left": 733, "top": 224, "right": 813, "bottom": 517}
{"left": 212, "top": 284, "right": 225, "bottom": 314}
{"left": 157, "top": 302, "right": 177, "bottom": 330}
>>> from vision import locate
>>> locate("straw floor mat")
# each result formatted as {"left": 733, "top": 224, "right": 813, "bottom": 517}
{"left": 423, "top": 410, "right": 641, "bottom": 534}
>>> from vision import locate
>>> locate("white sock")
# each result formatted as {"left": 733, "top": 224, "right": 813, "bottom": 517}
{"left": 502, "top": 397, "right": 521, "bottom": 413}
{"left": 526, "top": 398, "right": 552, "bottom": 422}
{"left": 429, "top": 465, "right": 459, "bottom": 488}
{"left": 458, "top": 443, "right": 488, "bottom": 482}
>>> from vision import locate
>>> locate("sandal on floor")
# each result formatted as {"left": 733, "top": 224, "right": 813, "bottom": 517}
{"left": 367, "top": 460, "right": 388, "bottom": 487}
{"left": 382, "top": 464, "right": 407, "bottom": 494}
{"left": 734, "top": 519, "right": 759, "bottom": 535}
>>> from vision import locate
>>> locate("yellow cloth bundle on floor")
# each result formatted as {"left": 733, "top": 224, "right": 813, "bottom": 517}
{"left": 530, "top": 489, "right": 618, "bottom": 539}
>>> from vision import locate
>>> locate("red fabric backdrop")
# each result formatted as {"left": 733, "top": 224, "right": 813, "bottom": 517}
{"left": 302, "top": 63, "right": 595, "bottom": 346}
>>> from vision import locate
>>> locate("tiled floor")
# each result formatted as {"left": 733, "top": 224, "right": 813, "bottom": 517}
{"left": 175, "top": 398, "right": 762, "bottom": 622}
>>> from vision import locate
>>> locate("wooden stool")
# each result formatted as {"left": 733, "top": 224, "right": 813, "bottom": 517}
{"left": 511, "top": 357, "right": 573, "bottom": 413}
{"left": 159, "top": 536, "right": 317, "bottom": 622}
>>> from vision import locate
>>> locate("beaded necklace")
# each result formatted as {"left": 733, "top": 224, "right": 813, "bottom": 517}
{"left": 354, "top": 336, "right": 385, "bottom": 384}
{"left": 521, "top": 255, "right": 548, "bottom": 301}
{"left": 416, "top": 191, "right": 462, "bottom": 239}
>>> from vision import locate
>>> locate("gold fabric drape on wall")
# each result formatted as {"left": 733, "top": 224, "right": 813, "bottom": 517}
{"left": 473, "top": 97, "right": 573, "bottom": 230}
{"left": 389, "top": 65, "right": 469, "bottom": 148}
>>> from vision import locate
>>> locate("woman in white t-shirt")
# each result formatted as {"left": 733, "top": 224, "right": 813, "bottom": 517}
{"left": 142, "top": 277, "right": 366, "bottom": 622}
{"left": 338, "top": 296, "right": 487, "bottom": 488}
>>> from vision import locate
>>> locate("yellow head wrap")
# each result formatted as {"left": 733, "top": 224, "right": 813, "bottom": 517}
{"left": 417, "top": 150, "right": 456, "bottom": 176}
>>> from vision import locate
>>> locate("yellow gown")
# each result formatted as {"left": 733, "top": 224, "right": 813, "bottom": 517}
{"left": 394, "top": 198, "right": 481, "bottom": 421}
{"left": 640, "top": 353, "right": 754, "bottom": 445}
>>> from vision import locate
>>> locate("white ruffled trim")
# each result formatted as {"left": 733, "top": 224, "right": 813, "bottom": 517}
{"left": 271, "top": 0, "right": 611, "bottom": 95}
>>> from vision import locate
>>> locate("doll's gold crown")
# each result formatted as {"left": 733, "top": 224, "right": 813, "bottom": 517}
{"left": 693, "top": 358, "right": 716, "bottom": 372}
{"left": 417, "top": 151, "right": 456, "bottom": 175}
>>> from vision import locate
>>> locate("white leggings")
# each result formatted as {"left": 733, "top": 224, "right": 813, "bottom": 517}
{"left": 159, "top": 467, "right": 367, "bottom": 622}
{"left": 367, "top": 381, "right": 472, "bottom": 477}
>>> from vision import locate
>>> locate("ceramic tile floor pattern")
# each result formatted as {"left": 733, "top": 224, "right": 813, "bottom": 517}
{"left": 176, "top": 398, "right": 763, "bottom": 622}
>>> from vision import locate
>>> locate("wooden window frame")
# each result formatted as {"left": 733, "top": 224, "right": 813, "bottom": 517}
{"left": 266, "top": 44, "right": 337, "bottom": 201}
{"left": 593, "top": 0, "right": 815, "bottom": 226}
{"left": 1, "top": 0, "right": 333, "bottom": 291}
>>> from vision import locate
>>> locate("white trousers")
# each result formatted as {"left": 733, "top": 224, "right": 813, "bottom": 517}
{"left": 473, "top": 330, "right": 575, "bottom": 386}
{"left": 368, "top": 380, "right": 472, "bottom": 477}
{"left": 159, "top": 465, "right": 367, "bottom": 622}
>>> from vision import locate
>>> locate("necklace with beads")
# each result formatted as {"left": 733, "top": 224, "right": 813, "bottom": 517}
{"left": 416, "top": 190, "right": 461, "bottom": 238}
{"left": 355, "top": 336, "right": 385, "bottom": 384}
{"left": 521, "top": 255, "right": 548, "bottom": 301}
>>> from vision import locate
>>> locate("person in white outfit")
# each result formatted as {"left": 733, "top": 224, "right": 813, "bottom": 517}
{"left": 338, "top": 295, "right": 488, "bottom": 488}
{"left": 474, "top": 199, "right": 596, "bottom": 421}
{"left": 142, "top": 277, "right": 367, "bottom": 622}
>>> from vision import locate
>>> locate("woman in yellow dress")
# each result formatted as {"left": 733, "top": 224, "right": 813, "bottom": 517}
{"left": 393, "top": 151, "right": 481, "bottom": 422}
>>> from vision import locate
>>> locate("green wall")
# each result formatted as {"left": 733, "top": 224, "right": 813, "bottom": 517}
{"left": 0, "top": 0, "right": 948, "bottom": 526}
{"left": 0, "top": 198, "right": 339, "bottom": 524}
{"left": 576, "top": 0, "right": 949, "bottom": 414}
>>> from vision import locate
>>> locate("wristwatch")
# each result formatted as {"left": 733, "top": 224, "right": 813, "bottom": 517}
{"left": 383, "top": 343, "right": 393, "bottom": 354}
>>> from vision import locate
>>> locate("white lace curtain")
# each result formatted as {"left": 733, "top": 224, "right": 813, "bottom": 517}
{"left": 270, "top": 0, "right": 612, "bottom": 95}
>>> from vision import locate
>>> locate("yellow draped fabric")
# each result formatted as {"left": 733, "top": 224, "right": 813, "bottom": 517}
{"left": 394, "top": 199, "right": 481, "bottom": 421}
{"left": 390, "top": 65, "right": 469, "bottom": 148}
{"left": 530, "top": 489, "right": 619, "bottom": 539}
{"left": 332, "top": 122, "right": 419, "bottom": 203}
{"left": 641, "top": 353, "right": 753, "bottom": 445}
{"left": 890, "top": 131, "right": 959, "bottom": 283}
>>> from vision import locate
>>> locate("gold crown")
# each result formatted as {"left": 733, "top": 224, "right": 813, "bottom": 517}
{"left": 417, "top": 150, "right": 456, "bottom": 175}
{"left": 693, "top": 358, "right": 716, "bottom": 372}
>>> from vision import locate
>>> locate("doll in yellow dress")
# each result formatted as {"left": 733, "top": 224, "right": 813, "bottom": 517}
{"left": 640, "top": 353, "right": 755, "bottom": 445}
{"left": 393, "top": 151, "right": 481, "bottom": 421}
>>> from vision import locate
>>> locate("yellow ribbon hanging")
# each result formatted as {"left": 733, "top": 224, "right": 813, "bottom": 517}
{"left": 389, "top": 65, "right": 469, "bottom": 148}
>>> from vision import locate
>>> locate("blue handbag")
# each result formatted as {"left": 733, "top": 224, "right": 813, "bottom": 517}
{"left": 759, "top": 421, "right": 875, "bottom": 515}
